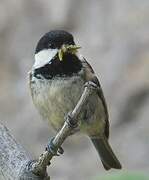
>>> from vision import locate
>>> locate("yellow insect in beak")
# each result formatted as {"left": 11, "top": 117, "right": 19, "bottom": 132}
{"left": 58, "top": 44, "right": 81, "bottom": 61}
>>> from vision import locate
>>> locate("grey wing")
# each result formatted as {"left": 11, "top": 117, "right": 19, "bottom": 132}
{"left": 81, "top": 58, "right": 122, "bottom": 170}
{"left": 81, "top": 58, "right": 109, "bottom": 138}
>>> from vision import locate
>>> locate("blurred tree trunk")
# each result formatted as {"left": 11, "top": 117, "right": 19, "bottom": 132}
{"left": 0, "top": 122, "right": 48, "bottom": 180}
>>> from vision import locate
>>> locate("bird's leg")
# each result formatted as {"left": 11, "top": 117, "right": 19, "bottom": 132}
{"left": 46, "top": 137, "right": 64, "bottom": 156}
{"left": 65, "top": 112, "right": 78, "bottom": 129}
{"left": 46, "top": 112, "right": 79, "bottom": 156}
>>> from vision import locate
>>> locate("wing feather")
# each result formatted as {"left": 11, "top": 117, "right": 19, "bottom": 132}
{"left": 81, "top": 58, "right": 109, "bottom": 138}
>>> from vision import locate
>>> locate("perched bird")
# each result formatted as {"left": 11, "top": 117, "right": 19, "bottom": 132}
{"left": 29, "top": 30, "right": 122, "bottom": 170}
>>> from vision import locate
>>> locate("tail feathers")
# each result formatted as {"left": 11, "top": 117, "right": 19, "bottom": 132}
{"left": 91, "top": 136, "right": 122, "bottom": 170}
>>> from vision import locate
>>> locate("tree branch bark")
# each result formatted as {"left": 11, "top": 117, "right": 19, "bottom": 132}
{"left": 0, "top": 123, "right": 49, "bottom": 179}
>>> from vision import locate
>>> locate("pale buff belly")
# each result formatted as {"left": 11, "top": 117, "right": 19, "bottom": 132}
{"left": 31, "top": 76, "right": 106, "bottom": 136}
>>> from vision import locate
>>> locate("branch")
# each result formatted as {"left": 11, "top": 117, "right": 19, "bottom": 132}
{"left": 0, "top": 123, "right": 49, "bottom": 180}
{"left": 31, "top": 81, "right": 98, "bottom": 176}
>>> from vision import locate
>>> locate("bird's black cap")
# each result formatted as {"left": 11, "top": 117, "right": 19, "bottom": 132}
{"left": 35, "top": 30, "right": 75, "bottom": 54}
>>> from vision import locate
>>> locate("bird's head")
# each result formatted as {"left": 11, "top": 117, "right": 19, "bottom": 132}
{"left": 34, "top": 30, "right": 81, "bottom": 69}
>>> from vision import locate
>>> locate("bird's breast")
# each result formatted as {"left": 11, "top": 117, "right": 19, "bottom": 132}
{"left": 30, "top": 73, "right": 106, "bottom": 136}
{"left": 30, "top": 74, "right": 85, "bottom": 130}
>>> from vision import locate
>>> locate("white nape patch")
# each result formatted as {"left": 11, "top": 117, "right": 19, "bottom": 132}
{"left": 33, "top": 49, "right": 58, "bottom": 69}
{"left": 76, "top": 52, "right": 84, "bottom": 62}
{"left": 77, "top": 53, "right": 83, "bottom": 60}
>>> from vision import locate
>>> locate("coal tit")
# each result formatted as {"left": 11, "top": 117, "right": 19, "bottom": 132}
{"left": 29, "top": 30, "right": 122, "bottom": 170}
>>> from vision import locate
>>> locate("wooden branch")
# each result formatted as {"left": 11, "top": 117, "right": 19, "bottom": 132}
{"left": 0, "top": 123, "right": 49, "bottom": 180}
{"left": 31, "top": 81, "right": 98, "bottom": 176}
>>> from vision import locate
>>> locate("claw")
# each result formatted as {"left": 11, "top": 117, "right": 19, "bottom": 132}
{"left": 46, "top": 137, "right": 64, "bottom": 156}
{"left": 57, "top": 146, "right": 64, "bottom": 155}
{"left": 84, "top": 81, "right": 99, "bottom": 91}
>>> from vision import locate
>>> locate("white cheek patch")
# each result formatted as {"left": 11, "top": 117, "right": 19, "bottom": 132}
{"left": 33, "top": 49, "right": 58, "bottom": 69}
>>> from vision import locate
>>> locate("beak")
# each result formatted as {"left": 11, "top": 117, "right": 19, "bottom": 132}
{"left": 58, "top": 44, "right": 81, "bottom": 61}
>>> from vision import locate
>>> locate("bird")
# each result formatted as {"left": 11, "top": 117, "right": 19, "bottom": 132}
{"left": 29, "top": 30, "right": 122, "bottom": 170}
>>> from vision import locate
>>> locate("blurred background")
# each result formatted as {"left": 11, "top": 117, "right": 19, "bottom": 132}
{"left": 0, "top": 0, "right": 149, "bottom": 179}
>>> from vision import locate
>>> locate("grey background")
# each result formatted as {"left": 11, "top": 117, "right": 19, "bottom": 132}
{"left": 0, "top": 0, "right": 149, "bottom": 179}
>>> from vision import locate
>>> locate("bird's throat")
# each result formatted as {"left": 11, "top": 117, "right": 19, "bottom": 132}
{"left": 33, "top": 53, "right": 82, "bottom": 80}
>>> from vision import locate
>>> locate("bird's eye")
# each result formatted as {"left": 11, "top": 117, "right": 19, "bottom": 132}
{"left": 48, "top": 43, "right": 55, "bottom": 49}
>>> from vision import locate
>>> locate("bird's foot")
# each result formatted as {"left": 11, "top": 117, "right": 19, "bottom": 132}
{"left": 84, "top": 81, "right": 98, "bottom": 89}
{"left": 65, "top": 112, "right": 78, "bottom": 129}
{"left": 46, "top": 137, "right": 64, "bottom": 156}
